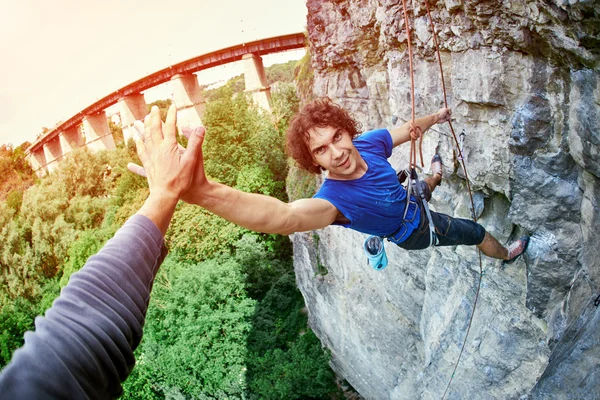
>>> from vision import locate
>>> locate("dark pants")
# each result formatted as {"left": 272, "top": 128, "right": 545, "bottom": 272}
{"left": 395, "top": 204, "right": 486, "bottom": 250}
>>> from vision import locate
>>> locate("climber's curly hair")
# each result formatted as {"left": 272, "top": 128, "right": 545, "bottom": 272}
{"left": 286, "top": 98, "right": 362, "bottom": 174}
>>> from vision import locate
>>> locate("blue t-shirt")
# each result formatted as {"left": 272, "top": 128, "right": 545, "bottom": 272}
{"left": 313, "top": 128, "right": 420, "bottom": 239}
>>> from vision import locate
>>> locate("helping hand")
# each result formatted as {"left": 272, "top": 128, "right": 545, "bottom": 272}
{"left": 177, "top": 126, "right": 209, "bottom": 204}
{"left": 126, "top": 105, "right": 205, "bottom": 201}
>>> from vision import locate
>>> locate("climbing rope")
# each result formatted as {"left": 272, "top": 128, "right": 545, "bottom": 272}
{"left": 401, "top": 0, "right": 424, "bottom": 169}
{"left": 401, "top": 2, "right": 485, "bottom": 398}
{"left": 422, "top": 3, "right": 484, "bottom": 398}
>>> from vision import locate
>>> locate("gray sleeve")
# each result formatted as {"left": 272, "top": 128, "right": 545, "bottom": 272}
{"left": 0, "top": 214, "right": 168, "bottom": 400}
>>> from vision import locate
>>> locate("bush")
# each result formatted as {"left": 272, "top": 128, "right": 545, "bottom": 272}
{"left": 246, "top": 273, "right": 338, "bottom": 399}
{"left": 202, "top": 93, "right": 288, "bottom": 198}
{"left": 166, "top": 203, "right": 245, "bottom": 262}
{"left": 65, "top": 196, "right": 107, "bottom": 231}
{"left": 271, "top": 81, "right": 300, "bottom": 132}
{"left": 123, "top": 256, "right": 256, "bottom": 398}
{"left": 59, "top": 227, "right": 113, "bottom": 288}
{"left": 295, "top": 48, "right": 315, "bottom": 104}
{"left": 0, "top": 143, "right": 35, "bottom": 201}
{"left": 0, "top": 298, "right": 37, "bottom": 367}
{"left": 5, "top": 190, "right": 23, "bottom": 214}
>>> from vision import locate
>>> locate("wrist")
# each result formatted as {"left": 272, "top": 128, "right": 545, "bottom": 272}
{"left": 148, "top": 190, "right": 180, "bottom": 206}
{"left": 182, "top": 179, "right": 212, "bottom": 206}
{"left": 137, "top": 193, "right": 180, "bottom": 235}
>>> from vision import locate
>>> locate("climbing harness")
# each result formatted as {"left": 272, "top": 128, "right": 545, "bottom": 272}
{"left": 397, "top": 166, "right": 439, "bottom": 247}
{"left": 400, "top": 1, "right": 484, "bottom": 398}
{"left": 413, "top": 169, "right": 440, "bottom": 247}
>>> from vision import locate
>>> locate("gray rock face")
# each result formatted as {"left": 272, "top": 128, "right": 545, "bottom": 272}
{"left": 510, "top": 94, "right": 553, "bottom": 156}
{"left": 292, "top": 0, "right": 600, "bottom": 399}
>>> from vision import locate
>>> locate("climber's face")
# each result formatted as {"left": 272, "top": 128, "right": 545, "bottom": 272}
{"left": 307, "top": 125, "right": 366, "bottom": 180}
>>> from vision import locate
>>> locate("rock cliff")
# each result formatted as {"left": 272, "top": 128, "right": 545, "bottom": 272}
{"left": 291, "top": 1, "right": 600, "bottom": 398}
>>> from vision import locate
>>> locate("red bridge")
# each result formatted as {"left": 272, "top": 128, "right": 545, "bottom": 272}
{"left": 27, "top": 32, "right": 306, "bottom": 175}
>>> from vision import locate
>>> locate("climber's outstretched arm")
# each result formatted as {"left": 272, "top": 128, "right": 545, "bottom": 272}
{"left": 128, "top": 123, "right": 339, "bottom": 235}
{"left": 189, "top": 181, "right": 339, "bottom": 235}
{"left": 390, "top": 108, "right": 451, "bottom": 147}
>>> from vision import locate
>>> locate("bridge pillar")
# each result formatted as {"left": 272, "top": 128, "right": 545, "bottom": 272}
{"left": 118, "top": 93, "right": 148, "bottom": 144}
{"left": 242, "top": 53, "right": 271, "bottom": 113}
{"left": 82, "top": 112, "right": 116, "bottom": 152}
{"left": 43, "top": 138, "right": 63, "bottom": 173}
{"left": 59, "top": 126, "right": 85, "bottom": 155}
{"left": 171, "top": 74, "right": 205, "bottom": 131}
{"left": 28, "top": 149, "right": 48, "bottom": 177}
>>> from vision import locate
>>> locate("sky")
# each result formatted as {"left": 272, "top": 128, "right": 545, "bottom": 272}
{"left": 0, "top": 0, "right": 308, "bottom": 147}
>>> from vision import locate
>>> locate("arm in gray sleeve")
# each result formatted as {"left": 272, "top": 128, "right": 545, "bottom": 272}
{"left": 0, "top": 214, "right": 168, "bottom": 400}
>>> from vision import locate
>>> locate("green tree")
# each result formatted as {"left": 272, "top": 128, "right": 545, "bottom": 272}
{"left": 147, "top": 99, "right": 172, "bottom": 121}
{"left": 122, "top": 256, "right": 257, "bottom": 399}
{"left": 202, "top": 92, "right": 288, "bottom": 200}
{"left": 0, "top": 298, "right": 37, "bottom": 366}
{"left": 245, "top": 273, "right": 338, "bottom": 399}
{"left": 5, "top": 189, "right": 23, "bottom": 214}
{"left": 271, "top": 81, "right": 301, "bottom": 135}
{"left": 0, "top": 143, "right": 35, "bottom": 201}
{"left": 265, "top": 59, "right": 298, "bottom": 84}
{"left": 166, "top": 203, "right": 246, "bottom": 262}
{"left": 0, "top": 82, "right": 341, "bottom": 398}
{"left": 295, "top": 48, "right": 315, "bottom": 103}
{"left": 109, "top": 119, "right": 124, "bottom": 145}
{"left": 0, "top": 145, "right": 144, "bottom": 365}
{"left": 59, "top": 227, "right": 113, "bottom": 288}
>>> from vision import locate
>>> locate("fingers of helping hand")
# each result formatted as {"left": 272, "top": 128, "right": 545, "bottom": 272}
{"left": 133, "top": 120, "right": 146, "bottom": 143}
{"left": 180, "top": 127, "right": 206, "bottom": 167}
{"left": 127, "top": 162, "right": 147, "bottom": 178}
{"left": 163, "top": 104, "right": 178, "bottom": 144}
{"left": 145, "top": 106, "right": 163, "bottom": 144}
{"left": 173, "top": 127, "right": 205, "bottom": 188}
{"left": 133, "top": 133, "right": 147, "bottom": 163}
{"left": 181, "top": 126, "right": 193, "bottom": 140}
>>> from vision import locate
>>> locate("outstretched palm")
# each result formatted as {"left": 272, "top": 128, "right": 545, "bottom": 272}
{"left": 178, "top": 127, "right": 208, "bottom": 204}
{"left": 127, "top": 119, "right": 208, "bottom": 203}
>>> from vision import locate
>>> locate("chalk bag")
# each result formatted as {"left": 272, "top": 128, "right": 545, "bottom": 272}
{"left": 363, "top": 235, "right": 388, "bottom": 271}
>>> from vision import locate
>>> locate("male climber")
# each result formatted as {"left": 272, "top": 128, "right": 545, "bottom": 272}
{"left": 129, "top": 98, "right": 529, "bottom": 263}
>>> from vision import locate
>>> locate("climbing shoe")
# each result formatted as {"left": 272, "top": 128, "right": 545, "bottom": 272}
{"left": 504, "top": 236, "right": 530, "bottom": 265}
{"left": 363, "top": 236, "right": 388, "bottom": 271}
{"left": 431, "top": 154, "right": 443, "bottom": 185}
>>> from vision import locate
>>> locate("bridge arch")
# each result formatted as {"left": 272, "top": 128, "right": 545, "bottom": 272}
{"left": 26, "top": 32, "right": 306, "bottom": 176}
